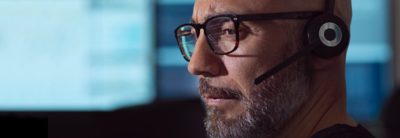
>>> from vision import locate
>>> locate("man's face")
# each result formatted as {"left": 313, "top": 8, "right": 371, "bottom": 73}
{"left": 189, "top": 0, "right": 311, "bottom": 137}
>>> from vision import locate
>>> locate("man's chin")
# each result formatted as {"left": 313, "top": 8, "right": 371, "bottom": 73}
{"left": 204, "top": 102, "right": 258, "bottom": 138}
{"left": 203, "top": 97, "right": 247, "bottom": 119}
{"left": 205, "top": 106, "right": 239, "bottom": 129}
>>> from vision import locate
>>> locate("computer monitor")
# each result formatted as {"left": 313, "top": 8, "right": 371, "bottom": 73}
{"left": 0, "top": 0, "right": 155, "bottom": 111}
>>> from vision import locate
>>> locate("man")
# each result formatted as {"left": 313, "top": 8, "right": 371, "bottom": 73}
{"left": 174, "top": 0, "right": 375, "bottom": 137}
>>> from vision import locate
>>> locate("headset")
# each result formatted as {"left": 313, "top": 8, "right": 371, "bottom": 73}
{"left": 254, "top": 0, "right": 350, "bottom": 85}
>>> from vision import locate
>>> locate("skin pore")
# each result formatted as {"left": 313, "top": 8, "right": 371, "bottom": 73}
{"left": 189, "top": 0, "right": 355, "bottom": 137}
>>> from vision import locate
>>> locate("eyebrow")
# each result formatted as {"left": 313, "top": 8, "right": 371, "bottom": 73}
{"left": 190, "top": 11, "right": 235, "bottom": 24}
{"left": 190, "top": 19, "right": 196, "bottom": 24}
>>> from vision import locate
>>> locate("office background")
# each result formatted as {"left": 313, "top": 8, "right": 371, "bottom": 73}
{"left": 0, "top": 0, "right": 397, "bottom": 137}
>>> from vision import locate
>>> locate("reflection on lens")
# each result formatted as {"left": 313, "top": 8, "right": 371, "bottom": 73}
{"left": 177, "top": 25, "right": 197, "bottom": 60}
{"left": 206, "top": 16, "right": 237, "bottom": 54}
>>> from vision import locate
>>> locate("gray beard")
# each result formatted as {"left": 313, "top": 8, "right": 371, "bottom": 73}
{"left": 200, "top": 61, "right": 309, "bottom": 138}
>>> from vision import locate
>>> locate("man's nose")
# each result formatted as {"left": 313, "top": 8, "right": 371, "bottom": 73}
{"left": 187, "top": 31, "right": 224, "bottom": 77}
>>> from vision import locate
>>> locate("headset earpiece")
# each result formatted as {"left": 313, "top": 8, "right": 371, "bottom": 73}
{"left": 305, "top": 14, "right": 350, "bottom": 58}
{"left": 254, "top": 0, "right": 348, "bottom": 84}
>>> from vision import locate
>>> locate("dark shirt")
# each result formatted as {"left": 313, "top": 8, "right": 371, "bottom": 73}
{"left": 312, "top": 124, "right": 375, "bottom": 138}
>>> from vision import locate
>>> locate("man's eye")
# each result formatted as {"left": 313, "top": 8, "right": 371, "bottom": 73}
{"left": 222, "top": 28, "right": 235, "bottom": 35}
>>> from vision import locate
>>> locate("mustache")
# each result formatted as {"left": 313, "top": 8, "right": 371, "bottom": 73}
{"left": 199, "top": 78, "right": 243, "bottom": 100}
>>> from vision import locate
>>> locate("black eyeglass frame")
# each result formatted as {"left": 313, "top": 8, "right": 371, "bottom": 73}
{"left": 175, "top": 11, "right": 323, "bottom": 61}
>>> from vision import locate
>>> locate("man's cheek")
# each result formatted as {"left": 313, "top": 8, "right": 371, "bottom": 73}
{"left": 226, "top": 58, "right": 259, "bottom": 84}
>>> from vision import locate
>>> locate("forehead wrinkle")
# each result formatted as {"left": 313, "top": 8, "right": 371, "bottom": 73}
{"left": 193, "top": 0, "right": 262, "bottom": 24}
{"left": 191, "top": 0, "right": 349, "bottom": 25}
{"left": 192, "top": 0, "right": 217, "bottom": 24}
{"left": 192, "top": 0, "right": 296, "bottom": 22}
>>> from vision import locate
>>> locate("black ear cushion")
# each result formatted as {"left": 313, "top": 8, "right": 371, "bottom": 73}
{"left": 305, "top": 14, "right": 350, "bottom": 58}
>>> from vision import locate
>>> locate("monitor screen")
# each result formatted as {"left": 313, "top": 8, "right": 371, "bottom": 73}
{"left": 0, "top": 0, "right": 155, "bottom": 111}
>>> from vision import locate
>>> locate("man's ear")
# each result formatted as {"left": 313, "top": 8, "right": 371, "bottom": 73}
{"left": 308, "top": 49, "right": 347, "bottom": 70}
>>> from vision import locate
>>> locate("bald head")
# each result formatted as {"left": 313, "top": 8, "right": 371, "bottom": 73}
{"left": 194, "top": 0, "right": 352, "bottom": 25}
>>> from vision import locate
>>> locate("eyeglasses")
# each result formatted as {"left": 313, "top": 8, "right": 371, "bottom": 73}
{"left": 175, "top": 11, "right": 322, "bottom": 61}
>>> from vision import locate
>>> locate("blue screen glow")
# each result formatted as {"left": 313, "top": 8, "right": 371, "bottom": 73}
{"left": 0, "top": 0, "right": 155, "bottom": 111}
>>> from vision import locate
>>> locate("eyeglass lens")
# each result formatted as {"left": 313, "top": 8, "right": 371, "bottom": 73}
{"left": 176, "top": 16, "right": 238, "bottom": 61}
{"left": 176, "top": 25, "right": 198, "bottom": 61}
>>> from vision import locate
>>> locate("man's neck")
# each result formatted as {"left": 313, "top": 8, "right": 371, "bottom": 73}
{"left": 275, "top": 70, "right": 357, "bottom": 138}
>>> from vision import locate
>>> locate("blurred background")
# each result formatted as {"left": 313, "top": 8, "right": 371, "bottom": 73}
{"left": 0, "top": 0, "right": 398, "bottom": 137}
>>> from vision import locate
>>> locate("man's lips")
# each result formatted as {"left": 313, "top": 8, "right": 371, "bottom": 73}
{"left": 203, "top": 94, "right": 239, "bottom": 107}
{"left": 204, "top": 94, "right": 237, "bottom": 99}
{"left": 205, "top": 97, "right": 238, "bottom": 107}
{"left": 203, "top": 93, "right": 239, "bottom": 100}
{"left": 198, "top": 80, "right": 242, "bottom": 107}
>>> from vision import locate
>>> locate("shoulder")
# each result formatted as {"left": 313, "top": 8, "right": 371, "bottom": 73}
{"left": 311, "top": 124, "right": 375, "bottom": 138}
